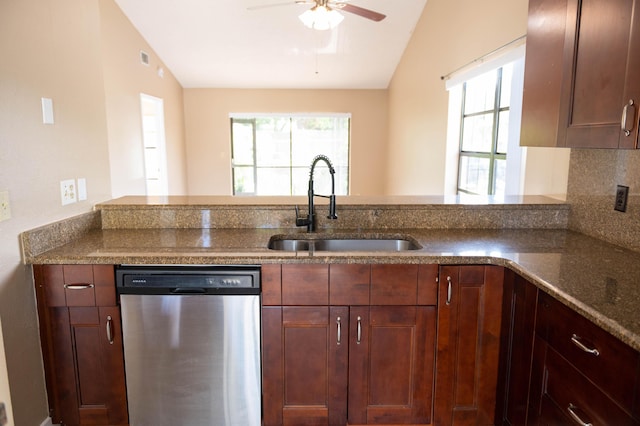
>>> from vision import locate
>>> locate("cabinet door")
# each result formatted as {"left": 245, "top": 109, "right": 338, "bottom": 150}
{"left": 262, "top": 306, "right": 348, "bottom": 426}
{"left": 47, "top": 307, "right": 128, "bottom": 426}
{"left": 434, "top": 265, "right": 504, "bottom": 426}
{"left": 34, "top": 265, "right": 127, "bottom": 426}
{"left": 495, "top": 271, "right": 539, "bottom": 425}
{"left": 564, "top": 0, "right": 640, "bottom": 148}
{"left": 521, "top": 0, "right": 640, "bottom": 148}
{"left": 348, "top": 306, "right": 436, "bottom": 425}
{"left": 520, "top": 0, "right": 573, "bottom": 147}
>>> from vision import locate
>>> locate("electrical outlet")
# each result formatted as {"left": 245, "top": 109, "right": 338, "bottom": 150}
{"left": 0, "top": 191, "right": 11, "bottom": 222}
{"left": 60, "top": 179, "right": 77, "bottom": 205}
{"left": 0, "top": 401, "right": 7, "bottom": 426}
{"left": 614, "top": 185, "right": 629, "bottom": 212}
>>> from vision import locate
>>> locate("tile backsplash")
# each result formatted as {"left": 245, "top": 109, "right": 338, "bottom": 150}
{"left": 567, "top": 149, "right": 640, "bottom": 252}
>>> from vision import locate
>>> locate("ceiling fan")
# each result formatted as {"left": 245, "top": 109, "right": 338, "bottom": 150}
{"left": 313, "top": 0, "right": 386, "bottom": 22}
{"left": 249, "top": 0, "right": 386, "bottom": 30}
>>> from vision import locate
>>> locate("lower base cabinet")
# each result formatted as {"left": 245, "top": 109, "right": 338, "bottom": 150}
{"left": 34, "top": 265, "right": 128, "bottom": 426}
{"left": 528, "top": 292, "right": 640, "bottom": 425}
{"left": 434, "top": 265, "right": 505, "bottom": 426}
{"left": 262, "top": 305, "right": 436, "bottom": 425}
{"left": 261, "top": 263, "right": 438, "bottom": 425}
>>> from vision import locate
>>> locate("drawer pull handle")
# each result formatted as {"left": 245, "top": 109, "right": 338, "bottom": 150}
{"left": 106, "top": 315, "right": 114, "bottom": 345}
{"left": 446, "top": 276, "right": 452, "bottom": 305}
{"left": 356, "top": 316, "right": 362, "bottom": 345}
{"left": 64, "top": 283, "right": 94, "bottom": 290}
{"left": 567, "top": 403, "right": 592, "bottom": 426}
{"left": 571, "top": 334, "right": 600, "bottom": 356}
{"left": 336, "top": 317, "right": 341, "bottom": 345}
{"left": 621, "top": 99, "right": 636, "bottom": 136}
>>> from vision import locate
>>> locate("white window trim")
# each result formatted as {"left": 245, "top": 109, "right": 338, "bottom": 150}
{"left": 444, "top": 44, "right": 526, "bottom": 197}
{"left": 229, "top": 114, "right": 351, "bottom": 196}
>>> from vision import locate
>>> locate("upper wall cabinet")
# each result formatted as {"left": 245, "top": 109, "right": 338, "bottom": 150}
{"left": 521, "top": 0, "right": 640, "bottom": 148}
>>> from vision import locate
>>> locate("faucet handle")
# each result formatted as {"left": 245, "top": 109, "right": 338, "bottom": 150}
{"left": 295, "top": 205, "right": 310, "bottom": 227}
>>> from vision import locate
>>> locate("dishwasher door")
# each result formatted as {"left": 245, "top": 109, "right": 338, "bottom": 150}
{"left": 120, "top": 294, "right": 261, "bottom": 426}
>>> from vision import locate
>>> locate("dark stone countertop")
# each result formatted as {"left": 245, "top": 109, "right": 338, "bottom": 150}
{"left": 27, "top": 227, "right": 640, "bottom": 352}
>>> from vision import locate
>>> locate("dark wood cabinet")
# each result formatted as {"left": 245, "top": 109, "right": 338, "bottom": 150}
{"left": 495, "top": 270, "right": 539, "bottom": 425}
{"left": 34, "top": 265, "right": 128, "bottom": 426}
{"left": 348, "top": 305, "right": 436, "bottom": 425}
{"left": 434, "top": 265, "right": 505, "bottom": 426}
{"left": 521, "top": 0, "right": 640, "bottom": 148}
{"left": 261, "top": 263, "right": 438, "bottom": 426}
{"left": 262, "top": 305, "right": 348, "bottom": 425}
{"left": 528, "top": 291, "right": 640, "bottom": 425}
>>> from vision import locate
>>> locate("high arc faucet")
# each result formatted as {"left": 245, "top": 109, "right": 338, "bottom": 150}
{"left": 296, "top": 154, "right": 338, "bottom": 232}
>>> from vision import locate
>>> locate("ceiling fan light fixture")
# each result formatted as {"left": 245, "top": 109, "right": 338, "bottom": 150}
{"left": 299, "top": 5, "right": 344, "bottom": 30}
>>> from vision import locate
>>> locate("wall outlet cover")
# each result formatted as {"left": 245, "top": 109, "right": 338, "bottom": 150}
{"left": 614, "top": 185, "right": 629, "bottom": 212}
{"left": 60, "top": 179, "right": 77, "bottom": 205}
{"left": 77, "top": 178, "right": 87, "bottom": 201}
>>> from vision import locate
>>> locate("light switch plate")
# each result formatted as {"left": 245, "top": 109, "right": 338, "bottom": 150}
{"left": 41, "top": 97, "right": 54, "bottom": 124}
{"left": 77, "top": 178, "right": 87, "bottom": 201}
{"left": 60, "top": 179, "right": 77, "bottom": 205}
{"left": 0, "top": 191, "right": 9, "bottom": 222}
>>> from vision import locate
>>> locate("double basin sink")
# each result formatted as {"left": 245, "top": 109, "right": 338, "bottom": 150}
{"left": 268, "top": 234, "right": 422, "bottom": 252}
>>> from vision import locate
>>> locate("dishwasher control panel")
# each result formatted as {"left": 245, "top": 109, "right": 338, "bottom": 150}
{"left": 116, "top": 265, "right": 261, "bottom": 295}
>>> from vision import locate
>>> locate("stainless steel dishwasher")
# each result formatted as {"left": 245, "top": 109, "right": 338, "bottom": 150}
{"left": 116, "top": 265, "right": 261, "bottom": 426}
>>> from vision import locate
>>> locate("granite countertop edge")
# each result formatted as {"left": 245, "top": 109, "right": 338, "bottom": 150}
{"left": 25, "top": 227, "right": 640, "bottom": 353}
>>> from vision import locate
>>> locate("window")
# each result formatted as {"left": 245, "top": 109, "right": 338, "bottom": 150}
{"left": 140, "top": 94, "right": 168, "bottom": 195}
{"left": 444, "top": 43, "right": 525, "bottom": 197}
{"left": 230, "top": 114, "right": 350, "bottom": 196}
{"left": 457, "top": 65, "right": 512, "bottom": 195}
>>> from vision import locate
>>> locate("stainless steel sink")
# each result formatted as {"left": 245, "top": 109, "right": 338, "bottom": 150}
{"left": 268, "top": 235, "right": 422, "bottom": 252}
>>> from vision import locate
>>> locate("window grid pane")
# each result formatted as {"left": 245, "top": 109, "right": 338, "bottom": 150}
{"left": 463, "top": 69, "right": 498, "bottom": 115}
{"left": 231, "top": 116, "right": 350, "bottom": 196}
{"left": 457, "top": 66, "right": 509, "bottom": 196}
{"left": 458, "top": 155, "right": 490, "bottom": 194}
{"left": 461, "top": 113, "right": 494, "bottom": 152}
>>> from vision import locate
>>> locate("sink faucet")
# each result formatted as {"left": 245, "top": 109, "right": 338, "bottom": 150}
{"left": 296, "top": 155, "right": 338, "bottom": 232}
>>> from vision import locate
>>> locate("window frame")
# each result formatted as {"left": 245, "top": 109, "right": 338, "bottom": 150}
{"left": 230, "top": 118, "right": 259, "bottom": 196}
{"left": 229, "top": 113, "right": 351, "bottom": 196}
{"left": 457, "top": 66, "right": 509, "bottom": 196}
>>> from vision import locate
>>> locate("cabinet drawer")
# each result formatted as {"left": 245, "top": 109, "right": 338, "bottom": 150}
{"left": 281, "top": 264, "right": 329, "bottom": 305}
{"left": 536, "top": 292, "right": 639, "bottom": 412}
{"left": 36, "top": 265, "right": 116, "bottom": 307}
{"left": 544, "top": 345, "right": 636, "bottom": 425}
{"left": 371, "top": 264, "right": 418, "bottom": 305}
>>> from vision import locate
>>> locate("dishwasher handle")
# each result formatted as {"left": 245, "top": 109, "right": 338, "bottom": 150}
{"left": 170, "top": 287, "right": 208, "bottom": 294}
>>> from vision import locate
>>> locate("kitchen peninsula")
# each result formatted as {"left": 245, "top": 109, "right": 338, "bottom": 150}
{"left": 22, "top": 196, "right": 640, "bottom": 425}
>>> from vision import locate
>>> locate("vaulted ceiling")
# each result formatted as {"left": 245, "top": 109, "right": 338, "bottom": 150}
{"left": 114, "top": 0, "right": 428, "bottom": 89}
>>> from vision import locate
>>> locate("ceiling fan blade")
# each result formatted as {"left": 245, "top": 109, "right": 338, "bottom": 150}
{"left": 334, "top": 3, "right": 386, "bottom": 21}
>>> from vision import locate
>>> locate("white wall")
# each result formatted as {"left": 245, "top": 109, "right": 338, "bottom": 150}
{"left": 0, "top": 0, "right": 187, "bottom": 423}
{"left": 0, "top": 0, "right": 111, "bottom": 423}
{"left": 100, "top": 0, "right": 187, "bottom": 197}
{"left": 0, "top": 317, "right": 14, "bottom": 426}
{"left": 387, "top": 0, "right": 542, "bottom": 195}
{"left": 183, "top": 89, "right": 388, "bottom": 196}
